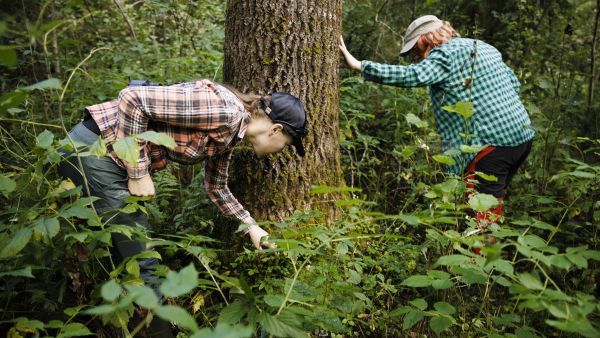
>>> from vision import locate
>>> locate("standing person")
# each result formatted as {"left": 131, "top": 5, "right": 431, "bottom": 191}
{"left": 58, "top": 79, "right": 307, "bottom": 336}
{"left": 339, "top": 15, "right": 534, "bottom": 224}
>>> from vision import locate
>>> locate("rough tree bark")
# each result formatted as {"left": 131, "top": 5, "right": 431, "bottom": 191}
{"left": 223, "top": 0, "right": 344, "bottom": 221}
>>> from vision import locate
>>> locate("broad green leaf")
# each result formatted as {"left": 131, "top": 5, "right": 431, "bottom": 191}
{"left": 313, "top": 309, "right": 344, "bottom": 332}
{"left": 546, "top": 318, "right": 600, "bottom": 338}
{"left": 0, "top": 174, "right": 16, "bottom": 197}
{"left": 101, "top": 279, "right": 122, "bottom": 302}
{"left": 264, "top": 294, "right": 285, "bottom": 307}
{"left": 405, "top": 113, "right": 429, "bottom": 128}
{"left": 442, "top": 101, "right": 474, "bottom": 118}
{"left": 409, "top": 298, "right": 428, "bottom": 311}
{"left": 433, "top": 154, "right": 456, "bottom": 165}
{"left": 468, "top": 193, "right": 499, "bottom": 212}
{"left": 457, "top": 267, "right": 488, "bottom": 285}
{"left": 258, "top": 312, "right": 308, "bottom": 338}
{"left": 33, "top": 217, "right": 60, "bottom": 240}
{"left": 124, "top": 284, "right": 158, "bottom": 309}
{"left": 402, "top": 309, "right": 425, "bottom": 330}
{"left": 113, "top": 137, "right": 140, "bottom": 165}
{"left": 436, "top": 255, "right": 470, "bottom": 266}
{"left": 154, "top": 305, "right": 199, "bottom": 332}
{"left": 60, "top": 205, "right": 96, "bottom": 220}
{"left": 430, "top": 315, "right": 454, "bottom": 334}
{"left": 0, "top": 266, "right": 34, "bottom": 278}
{"left": 126, "top": 259, "right": 140, "bottom": 278}
{"left": 218, "top": 300, "right": 248, "bottom": 324}
{"left": 518, "top": 235, "right": 547, "bottom": 249}
{"left": 137, "top": 131, "right": 176, "bottom": 149}
{"left": 191, "top": 323, "right": 254, "bottom": 338}
{"left": 518, "top": 273, "right": 544, "bottom": 290}
{"left": 14, "top": 318, "right": 45, "bottom": 331}
{"left": 286, "top": 279, "right": 318, "bottom": 302}
{"left": 490, "top": 259, "right": 514, "bottom": 275}
{"left": 160, "top": 263, "right": 198, "bottom": 298}
{"left": 0, "top": 228, "right": 32, "bottom": 259}
{"left": 56, "top": 322, "right": 93, "bottom": 338}
{"left": 36, "top": 130, "right": 54, "bottom": 149}
{"left": 565, "top": 253, "right": 587, "bottom": 269}
{"left": 431, "top": 278, "right": 453, "bottom": 289}
{"left": 89, "top": 137, "right": 107, "bottom": 157}
{"left": 23, "top": 78, "right": 63, "bottom": 91}
{"left": 537, "top": 77, "right": 552, "bottom": 89}
{"left": 549, "top": 254, "right": 572, "bottom": 270}
{"left": 401, "top": 275, "right": 431, "bottom": 287}
{"left": 434, "top": 302, "right": 456, "bottom": 315}
{"left": 492, "top": 314, "right": 520, "bottom": 326}
{"left": 427, "top": 270, "right": 451, "bottom": 279}
{"left": 347, "top": 269, "right": 361, "bottom": 284}
{"left": 84, "top": 304, "right": 116, "bottom": 315}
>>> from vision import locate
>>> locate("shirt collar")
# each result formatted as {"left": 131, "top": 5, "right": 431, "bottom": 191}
{"left": 236, "top": 111, "right": 251, "bottom": 139}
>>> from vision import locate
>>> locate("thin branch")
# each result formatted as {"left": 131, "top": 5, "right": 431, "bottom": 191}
{"left": 113, "top": 0, "right": 137, "bottom": 40}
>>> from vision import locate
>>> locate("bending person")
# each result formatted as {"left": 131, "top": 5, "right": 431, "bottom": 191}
{"left": 340, "top": 15, "right": 534, "bottom": 223}
{"left": 58, "top": 80, "right": 307, "bottom": 335}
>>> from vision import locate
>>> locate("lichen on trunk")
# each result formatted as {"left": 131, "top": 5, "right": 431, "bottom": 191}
{"left": 224, "top": 0, "right": 344, "bottom": 221}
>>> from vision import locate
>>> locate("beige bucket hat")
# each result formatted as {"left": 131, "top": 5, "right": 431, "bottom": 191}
{"left": 400, "top": 15, "right": 444, "bottom": 55}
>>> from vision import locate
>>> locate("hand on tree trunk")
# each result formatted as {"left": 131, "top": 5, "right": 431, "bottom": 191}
{"left": 339, "top": 36, "right": 361, "bottom": 71}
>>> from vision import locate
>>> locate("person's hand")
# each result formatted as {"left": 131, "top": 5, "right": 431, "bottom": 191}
{"left": 244, "top": 225, "right": 277, "bottom": 251}
{"left": 128, "top": 175, "right": 155, "bottom": 196}
{"left": 339, "top": 36, "right": 361, "bottom": 71}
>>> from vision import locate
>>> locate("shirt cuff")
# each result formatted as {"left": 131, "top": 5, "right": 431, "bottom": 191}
{"left": 126, "top": 165, "right": 150, "bottom": 179}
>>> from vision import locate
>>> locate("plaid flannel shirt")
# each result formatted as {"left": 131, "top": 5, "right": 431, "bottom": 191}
{"left": 86, "top": 79, "right": 255, "bottom": 223}
{"left": 361, "top": 38, "right": 535, "bottom": 174}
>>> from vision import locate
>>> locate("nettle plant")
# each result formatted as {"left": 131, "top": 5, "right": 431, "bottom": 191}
{"left": 390, "top": 101, "right": 600, "bottom": 337}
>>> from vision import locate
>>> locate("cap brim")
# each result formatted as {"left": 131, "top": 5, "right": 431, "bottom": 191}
{"left": 400, "top": 36, "right": 419, "bottom": 55}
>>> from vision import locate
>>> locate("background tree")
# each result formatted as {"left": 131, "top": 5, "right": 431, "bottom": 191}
{"left": 223, "top": 0, "right": 344, "bottom": 221}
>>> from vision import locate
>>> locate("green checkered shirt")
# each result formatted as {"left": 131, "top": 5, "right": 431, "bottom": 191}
{"left": 361, "top": 37, "right": 534, "bottom": 174}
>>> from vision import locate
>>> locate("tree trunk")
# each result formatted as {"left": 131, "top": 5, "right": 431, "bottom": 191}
{"left": 223, "top": 0, "right": 344, "bottom": 221}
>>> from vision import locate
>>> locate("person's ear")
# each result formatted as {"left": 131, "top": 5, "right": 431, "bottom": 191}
{"left": 269, "top": 123, "right": 284, "bottom": 136}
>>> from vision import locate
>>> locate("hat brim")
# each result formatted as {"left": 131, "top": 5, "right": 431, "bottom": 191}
{"left": 400, "top": 36, "right": 419, "bottom": 55}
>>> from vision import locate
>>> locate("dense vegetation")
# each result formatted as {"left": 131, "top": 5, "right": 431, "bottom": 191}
{"left": 0, "top": 0, "right": 598, "bottom": 337}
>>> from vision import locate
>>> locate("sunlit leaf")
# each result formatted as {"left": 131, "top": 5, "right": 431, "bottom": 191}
{"left": 160, "top": 263, "right": 198, "bottom": 298}
{"left": 0, "top": 228, "right": 32, "bottom": 259}
{"left": 0, "top": 174, "right": 16, "bottom": 197}
{"left": 155, "top": 305, "right": 199, "bottom": 332}
{"left": 23, "top": 78, "right": 63, "bottom": 91}
{"left": 442, "top": 101, "right": 474, "bottom": 119}
{"left": 468, "top": 193, "right": 499, "bottom": 212}
{"left": 113, "top": 137, "right": 140, "bottom": 165}
{"left": 432, "top": 154, "right": 456, "bottom": 165}
{"left": 137, "top": 131, "right": 176, "bottom": 149}
{"left": 36, "top": 130, "right": 54, "bottom": 149}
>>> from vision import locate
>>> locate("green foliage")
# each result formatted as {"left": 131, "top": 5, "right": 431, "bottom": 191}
{"left": 1, "top": 0, "right": 599, "bottom": 337}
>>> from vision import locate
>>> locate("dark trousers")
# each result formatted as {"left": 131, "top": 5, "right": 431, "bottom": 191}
{"left": 468, "top": 139, "right": 533, "bottom": 199}
{"left": 58, "top": 123, "right": 159, "bottom": 287}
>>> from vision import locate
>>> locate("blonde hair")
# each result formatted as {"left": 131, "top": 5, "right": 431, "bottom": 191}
{"left": 221, "top": 84, "right": 270, "bottom": 120}
{"left": 415, "top": 21, "right": 460, "bottom": 61}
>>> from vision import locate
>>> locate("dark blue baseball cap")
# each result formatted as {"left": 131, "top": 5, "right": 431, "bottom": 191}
{"left": 261, "top": 92, "right": 308, "bottom": 156}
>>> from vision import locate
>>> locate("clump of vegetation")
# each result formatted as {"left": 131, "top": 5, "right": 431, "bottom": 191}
{"left": 1, "top": 0, "right": 598, "bottom": 337}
